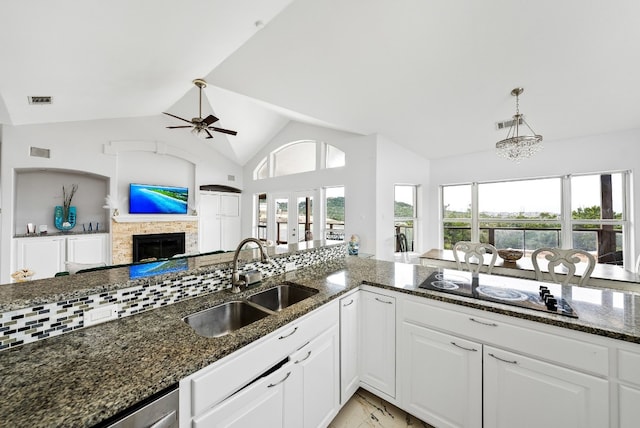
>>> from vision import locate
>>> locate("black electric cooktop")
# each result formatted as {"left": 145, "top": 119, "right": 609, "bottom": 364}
{"left": 419, "top": 270, "right": 577, "bottom": 318}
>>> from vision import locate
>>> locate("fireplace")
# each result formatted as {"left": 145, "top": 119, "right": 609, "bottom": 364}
{"left": 132, "top": 232, "right": 186, "bottom": 262}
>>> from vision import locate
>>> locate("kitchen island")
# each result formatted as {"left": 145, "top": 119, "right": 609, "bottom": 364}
{"left": 1, "top": 252, "right": 639, "bottom": 427}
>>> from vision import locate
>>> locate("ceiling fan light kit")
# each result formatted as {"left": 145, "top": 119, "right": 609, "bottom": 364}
{"left": 163, "top": 78, "right": 238, "bottom": 139}
{"left": 495, "top": 87, "right": 543, "bottom": 162}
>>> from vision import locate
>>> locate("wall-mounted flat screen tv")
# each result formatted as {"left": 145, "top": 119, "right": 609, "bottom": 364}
{"left": 129, "top": 183, "right": 188, "bottom": 214}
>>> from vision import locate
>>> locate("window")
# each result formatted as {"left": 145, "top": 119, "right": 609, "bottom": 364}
{"left": 253, "top": 141, "right": 345, "bottom": 180}
{"left": 324, "top": 186, "right": 345, "bottom": 241}
{"left": 256, "top": 193, "right": 267, "bottom": 241}
{"left": 273, "top": 141, "right": 316, "bottom": 177}
{"left": 442, "top": 184, "right": 472, "bottom": 248}
{"left": 440, "top": 171, "right": 631, "bottom": 267}
{"left": 395, "top": 185, "right": 418, "bottom": 253}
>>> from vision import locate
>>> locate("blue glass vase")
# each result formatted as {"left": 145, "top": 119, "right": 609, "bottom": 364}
{"left": 54, "top": 206, "right": 76, "bottom": 231}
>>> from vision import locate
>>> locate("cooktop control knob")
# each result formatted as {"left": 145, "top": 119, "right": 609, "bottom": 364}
{"left": 539, "top": 286, "right": 550, "bottom": 298}
{"left": 544, "top": 296, "right": 558, "bottom": 310}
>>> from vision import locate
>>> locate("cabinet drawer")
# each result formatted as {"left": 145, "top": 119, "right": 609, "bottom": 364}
{"left": 618, "top": 348, "right": 640, "bottom": 385}
{"left": 403, "top": 296, "right": 608, "bottom": 376}
{"left": 190, "top": 301, "right": 338, "bottom": 415}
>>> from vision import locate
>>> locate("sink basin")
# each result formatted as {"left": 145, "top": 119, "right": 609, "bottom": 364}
{"left": 247, "top": 284, "right": 319, "bottom": 312}
{"left": 183, "top": 301, "right": 271, "bottom": 338}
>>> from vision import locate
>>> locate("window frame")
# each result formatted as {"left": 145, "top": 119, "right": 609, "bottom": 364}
{"left": 440, "top": 170, "right": 632, "bottom": 268}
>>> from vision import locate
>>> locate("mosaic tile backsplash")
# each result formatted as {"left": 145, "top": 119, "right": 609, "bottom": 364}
{"left": 0, "top": 244, "right": 347, "bottom": 351}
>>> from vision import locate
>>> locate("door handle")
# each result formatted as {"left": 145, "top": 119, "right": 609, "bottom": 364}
{"left": 469, "top": 317, "right": 498, "bottom": 327}
{"left": 375, "top": 297, "right": 393, "bottom": 304}
{"left": 342, "top": 299, "right": 354, "bottom": 307}
{"left": 267, "top": 371, "right": 292, "bottom": 387}
{"left": 278, "top": 326, "right": 298, "bottom": 339}
{"left": 295, "top": 351, "right": 312, "bottom": 364}
{"left": 451, "top": 342, "right": 478, "bottom": 352}
{"left": 488, "top": 353, "right": 518, "bottom": 364}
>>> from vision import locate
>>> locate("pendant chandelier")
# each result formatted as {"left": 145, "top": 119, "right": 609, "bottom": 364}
{"left": 495, "top": 87, "right": 543, "bottom": 162}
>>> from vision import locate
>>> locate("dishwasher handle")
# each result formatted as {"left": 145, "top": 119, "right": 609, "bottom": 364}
{"left": 149, "top": 410, "right": 177, "bottom": 428}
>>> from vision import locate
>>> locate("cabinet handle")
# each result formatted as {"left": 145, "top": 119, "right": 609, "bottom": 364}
{"left": 342, "top": 299, "right": 354, "bottom": 307}
{"left": 267, "top": 371, "right": 291, "bottom": 388}
{"left": 295, "top": 351, "right": 312, "bottom": 364}
{"left": 375, "top": 297, "right": 393, "bottom": 304}
{"left": 488, "top": 353, "right": 518, "bottom": 365}
{"left": 450, "top": 342, "right": 478, "bottom": 352}
{"left": 278, "top": 326, "right": 298, "bottom": 339}
{"left": 469, "top": 317, "right": 498, "bottom": 327}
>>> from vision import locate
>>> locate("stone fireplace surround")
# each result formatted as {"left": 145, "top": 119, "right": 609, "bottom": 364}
{"left": 111, "top": 219, "right": 198, "bottom": 264}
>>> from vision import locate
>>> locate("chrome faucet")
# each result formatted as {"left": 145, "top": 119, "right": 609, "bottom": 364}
{"left": 230, "top": 237, "right": 270, "bottom": 293}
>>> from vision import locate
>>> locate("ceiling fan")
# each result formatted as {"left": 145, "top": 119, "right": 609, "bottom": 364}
{"left": 163, "top": 79, "right": 237, "bottom": 139}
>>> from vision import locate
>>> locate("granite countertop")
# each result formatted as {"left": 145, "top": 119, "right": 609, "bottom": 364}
{"left": 2, "top": 257, "right": 639, "bottom": 427}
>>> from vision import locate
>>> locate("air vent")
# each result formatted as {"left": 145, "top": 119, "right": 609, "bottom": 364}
{"left": 28, "top": 96, "right": 52, "bottom": 105}
{"left": 495, "top": 116, "right": 524, "bottom": 131}
{"left": 30, "top": 146, "right": 51, "bottom": 158}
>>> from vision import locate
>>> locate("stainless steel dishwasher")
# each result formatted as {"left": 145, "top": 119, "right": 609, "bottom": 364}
{"left": 98, "top": 384, "right": 178, "bottom": 428}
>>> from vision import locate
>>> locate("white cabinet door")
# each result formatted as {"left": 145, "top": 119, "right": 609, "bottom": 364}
{"left": 619, "top": 384, "right": 640, "bottom": 428}
{"left": 14, "top": 237, "right": 66, "bottom": 279}
{"left": 199, "top": 193, "right": 241, "bottom": 252}
{"left": 484, "top": 346, "right": 609, "bottom": 428}
{"left": 400, "top": 322, "right": 482, "bottom": 428}
{"left": 360, "top": 290, "right": 396, "bottom": 398}
{"left": 199, "top": 193, "right": 222, "bottom": 253}
{"left": 66, "top": 234, "right": 108, "bottom": 264}
{"left": 192, "top": 361, "right": 295, "bottom": 428}
{"left": 292, "top": 325, "right": 340, "bottom": 428}
{"left": 339, "top": 291, "right": 361, "bottom": 404}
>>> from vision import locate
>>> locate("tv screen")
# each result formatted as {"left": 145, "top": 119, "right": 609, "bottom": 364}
{"left": 129, "top": 258, "right": 189, "bottom": 280}
{"left": 129, "top": 183, "right": 189, "bottom": 214}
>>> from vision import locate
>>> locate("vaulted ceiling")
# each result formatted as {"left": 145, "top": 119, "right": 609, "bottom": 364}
{"left": 2, "top": 0, "right": 639, "bottom": 165}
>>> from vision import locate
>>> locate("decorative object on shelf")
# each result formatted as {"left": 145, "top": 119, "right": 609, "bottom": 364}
{"left": 26, "top": 223, "right": 36, "bottom": 234}
{"left": 38, "top": 224, "right": 48, "bottom": 234}
{"left": 103, "top": 194, "right": 121, "bottom": 217}
{"left": 54, "top": 184, "right": 78, "bottom": 231}
{"left": 496, "top": 87, "right": 543, "bottom": 162}
{"left": 497, "top": 248, "right": 524, "bottom": 264}
{"left": 348, "top": 234, "right": 360, "bottom": 255}
{"left": 11, "top": 268, "right": 35, "bottom": 282}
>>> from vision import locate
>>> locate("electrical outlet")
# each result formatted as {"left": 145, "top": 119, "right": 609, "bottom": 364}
{"left": 285, "top": 262, "right": 296, "bottom": 272}
{"left": 84, "top": 304, "right": 119, "bottom": 327}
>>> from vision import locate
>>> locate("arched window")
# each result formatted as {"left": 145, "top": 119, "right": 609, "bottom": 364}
{"left": 253, "top": 141, "right": 345, "bottom": 180}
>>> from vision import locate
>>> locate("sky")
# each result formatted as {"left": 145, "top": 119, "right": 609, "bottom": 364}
{"left": 444, "top": 174, "right": 623, "bottom": 214}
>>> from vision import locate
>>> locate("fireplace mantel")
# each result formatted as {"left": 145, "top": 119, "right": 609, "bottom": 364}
{"left": 112, "top": 215, "right": 198, "bottom": 223}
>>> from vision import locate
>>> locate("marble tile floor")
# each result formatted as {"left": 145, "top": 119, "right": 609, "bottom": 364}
{"left": 329, "top": 388, "right": 434, "bottom": 428}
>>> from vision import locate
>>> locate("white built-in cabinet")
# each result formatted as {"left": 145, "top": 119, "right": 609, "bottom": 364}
{"left": 399, "top": 293, "right": 610, "bottom": 428}
{"left": 198, "top": 192, "right": 241, "bottom": 253}
{"left": 178, "top": 284, "right": 640, "bottom": 428}
{"left": 483, "top": 346, "right": 608, "bottom": 428}
{"left": 360, "top": 289, "right": 396, "bottom": 399}
{"left": 13, "top": 233, "right": 108, "bottom": 279}
{"left": 180, "top": 301, "right": 340, "bottom": 428}
{"left": 400, "top": 322, "right": 482, "bottom": 428}
{"left": 339, "top": 290, "right": 361, "bottom": 404}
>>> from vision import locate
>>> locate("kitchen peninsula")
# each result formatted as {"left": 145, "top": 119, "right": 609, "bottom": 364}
{"left": 1, "top": 244, "right": 639, "bottom": 427}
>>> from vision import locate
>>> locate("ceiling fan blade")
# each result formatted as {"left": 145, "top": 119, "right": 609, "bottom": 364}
{"left": 205, "top": 129, "right": 214, "bottom": 139}
{"left": 203, "top": 114, "right": 219, "bottom": 125}
{"left": 163, "top": 112, "right": 193, "bottom": 124}
{"left": 166, "top": 125, "right": 193, "bottom": 129}
{"left": 208, "top": 126, "right": 238, "bottom": 136}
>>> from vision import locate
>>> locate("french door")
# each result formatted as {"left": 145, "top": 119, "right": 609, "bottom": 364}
{"left": 270, "top": 191, "right": 317, "bottom": 245}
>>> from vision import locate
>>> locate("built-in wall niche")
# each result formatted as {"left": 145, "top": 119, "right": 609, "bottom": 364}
{"left": 14, "top": 169, "right": 109, "bottom": 236}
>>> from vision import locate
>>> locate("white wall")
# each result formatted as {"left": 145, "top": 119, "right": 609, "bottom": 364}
{"left": 1, "top": 115, "right": 243, "bottom": 282}
{"left": 241, "top": 121, "right": 432, "bottom": 260}
{"left": 375, "top": 135, "right": 430, "bottom": 261}
{"left": 241, "top": 121, "right": 379, "bottom": 254}
{"left": 426, "top": 128, "right": 640, "bottom": 263}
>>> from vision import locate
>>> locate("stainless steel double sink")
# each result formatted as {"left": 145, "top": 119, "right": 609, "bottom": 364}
{"left": 183, "top": 283, "right": 319, "bottom": 338}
